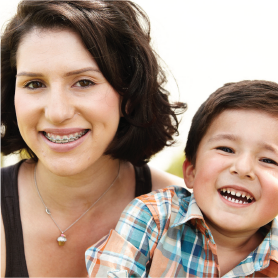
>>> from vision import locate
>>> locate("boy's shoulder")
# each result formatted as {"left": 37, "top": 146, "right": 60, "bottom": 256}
{"left": 134, "top": 185, "right": 192, "bottom": 227}
{"left": 137, "top": 185, "right": 191, "bottom": 202}
{"left": 137, "top": 185, "right": 191, "bottom": 208}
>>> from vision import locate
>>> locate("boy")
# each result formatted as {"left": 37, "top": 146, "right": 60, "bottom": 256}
{"left": 86, "top": 80, "right": 278, "bottom": 277}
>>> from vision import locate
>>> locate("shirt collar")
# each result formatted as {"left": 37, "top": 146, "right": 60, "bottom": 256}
{"left": 223, "top": 218, "right": 278, "bottom": 277}
{"left": 171, "top": 191, "right": 278, "bottom": 241}
{"left": 171, "top": 193, "right": 203, "bottom": 228}
{"left": 170, "top": 188, "right": 278, "bottom": 268}
{"left": 269, "top": 217, "right": 278, "bottom": 263}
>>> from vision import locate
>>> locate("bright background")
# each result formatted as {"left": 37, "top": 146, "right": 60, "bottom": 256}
{"left": 1, "top": 0, "right": 278, "bottom": 172}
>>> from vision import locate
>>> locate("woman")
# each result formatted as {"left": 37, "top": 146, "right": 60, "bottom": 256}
{"left": 1, "top": 1, "right": 186, "bottom": 277}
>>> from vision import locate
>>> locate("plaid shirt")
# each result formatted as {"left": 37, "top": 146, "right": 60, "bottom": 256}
{"left": 86, "top": 186, "right": 278, "bottom": 277}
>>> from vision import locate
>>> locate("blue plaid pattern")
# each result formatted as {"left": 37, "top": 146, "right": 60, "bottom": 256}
{"left": 86, "top": 186, "right": 278, "bottom": 277}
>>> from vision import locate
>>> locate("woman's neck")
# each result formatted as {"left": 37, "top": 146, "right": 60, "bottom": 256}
{"left": 33, "top": 157, "right": 121, "bottom": 213}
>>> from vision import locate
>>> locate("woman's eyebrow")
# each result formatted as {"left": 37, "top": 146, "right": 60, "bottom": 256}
{"left": 16, "top": 72, "right": 43, "bottom": 77}
{"left": 64, "top": 67, "right": 100, "bottom": 76}
{"left": 16, "top": 67, "right": 100, "bottom": 78}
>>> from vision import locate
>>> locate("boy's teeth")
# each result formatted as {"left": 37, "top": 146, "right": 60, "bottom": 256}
{"left": 220, "top": 188, "right": 254, "bottom": 204}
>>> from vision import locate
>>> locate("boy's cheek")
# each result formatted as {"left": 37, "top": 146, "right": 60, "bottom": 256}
{"left": 193, "top": 164, "right": 219, "bottom": 187}
{"left": 260, "top": 185, "right": 278, "bottom": 220}
{"left": 258, "top": 171, "right": 278, "bottom": 197}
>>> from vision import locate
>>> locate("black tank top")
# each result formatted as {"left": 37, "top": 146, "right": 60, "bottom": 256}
{"left": 1, "top": 160, "right": 152, "bottom": 277}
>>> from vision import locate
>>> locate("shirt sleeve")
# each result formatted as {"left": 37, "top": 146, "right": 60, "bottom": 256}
{"left": 85, "top": 198, "right": 160, "bottom": 277}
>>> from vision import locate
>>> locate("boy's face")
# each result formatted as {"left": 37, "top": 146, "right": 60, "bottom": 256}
{"left": 183, "top": 109, "right": 278, "bottom": 235}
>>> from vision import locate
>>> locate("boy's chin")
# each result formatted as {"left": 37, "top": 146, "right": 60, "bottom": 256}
{"left": 203, "top": 213, "right": 259, "bottom": 236}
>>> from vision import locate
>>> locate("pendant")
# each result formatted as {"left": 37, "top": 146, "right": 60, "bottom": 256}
{"left": 57, "top": 234, "right": 67, "bottom": 246}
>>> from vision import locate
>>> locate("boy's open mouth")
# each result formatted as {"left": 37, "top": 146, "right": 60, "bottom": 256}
{"left": 219, "top": 188, "right": 255, "bottom": 204}
{"left": 43, "top": 129, "right": 89, "bottom": 144}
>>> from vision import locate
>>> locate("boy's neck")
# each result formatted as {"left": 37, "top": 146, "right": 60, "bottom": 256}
{"left": 205, "top": 220, "right": 264, "bottom": 276}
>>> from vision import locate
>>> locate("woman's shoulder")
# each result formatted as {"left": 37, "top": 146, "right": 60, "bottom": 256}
{"left": 0, "top": 161, "right": 22, "bottom": 277}
{"left": 1, "top": 211, "right": 6, "bottom": 278}
{"left": 1, "top": 160, "right": 23, "bottom": 192}
{"left": 1, "top": 159, "right": 26, "bottom": 175}
{"left": 148, "top": 165, "right": 188, "bottom": 191}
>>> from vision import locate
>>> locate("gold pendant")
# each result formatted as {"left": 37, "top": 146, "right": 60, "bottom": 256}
{"left": 57, "top": 234, "right": 67, "bottom": 246}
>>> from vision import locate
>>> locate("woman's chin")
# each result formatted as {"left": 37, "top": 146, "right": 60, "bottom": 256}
{"left": 37, "top": 157, "right": 92, "bottom": 177}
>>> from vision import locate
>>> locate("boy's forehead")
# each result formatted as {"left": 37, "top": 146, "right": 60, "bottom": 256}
{"left": 199, "top": 109, "right": 278, "bottom": 147}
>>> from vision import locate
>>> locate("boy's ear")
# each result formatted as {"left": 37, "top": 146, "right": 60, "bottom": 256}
{"left": 183, "top": 160, "right": 195, "bottom": 189}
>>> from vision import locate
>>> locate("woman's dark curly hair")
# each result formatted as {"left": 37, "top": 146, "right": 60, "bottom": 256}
{"left": 1, "top": 0, "right": 186, "bottom": 166}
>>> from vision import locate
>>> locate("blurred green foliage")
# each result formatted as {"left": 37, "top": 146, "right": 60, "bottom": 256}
{"left": 166, "top": 153, "right": 185, "bottom": 178}
{"left": 20, "top": 149, "right": 30, "bottom": 159}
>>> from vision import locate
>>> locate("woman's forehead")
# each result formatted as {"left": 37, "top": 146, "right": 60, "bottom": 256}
{"left": 16, "top": 28, "right": 97, "bottom": 72}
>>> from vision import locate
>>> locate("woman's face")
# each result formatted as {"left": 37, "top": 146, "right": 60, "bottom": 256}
{"left": 15, "top": 28, "right": 121, "bottom": 176}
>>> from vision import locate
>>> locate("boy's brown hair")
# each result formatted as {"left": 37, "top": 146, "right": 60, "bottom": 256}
{"left": 185, "top": 80, "right": 278, "bottom": 165}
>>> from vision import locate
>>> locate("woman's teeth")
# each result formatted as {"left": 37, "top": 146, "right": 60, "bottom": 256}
{"left": 220, "top": 188, "right": 254, "bottom": 204}
{"left": 43, "top": 130, "right": 88, "bottom": 144}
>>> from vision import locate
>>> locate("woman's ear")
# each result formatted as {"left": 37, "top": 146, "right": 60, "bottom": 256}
{"left": 182, "top": 160, "right": 195, "bottom": 189}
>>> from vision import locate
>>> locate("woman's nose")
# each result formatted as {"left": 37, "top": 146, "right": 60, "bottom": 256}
{"left": 230, "top": 153, "right": 255, "bottom": 180}
{"left": 44, "top": 89, "right": 75, "bottom": 124}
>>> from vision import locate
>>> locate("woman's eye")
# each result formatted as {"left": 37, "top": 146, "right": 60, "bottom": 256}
{"left": 261, "top": 158, "right": 278, "bottom": 166}
{"left": 24, "top": 81, "right": 45, "bottom": 89}
{"left": 216, "top": 146, "right": 234, "bottom": 153}
{"left": 75, "top": 79, "right": 95, "bottom": 88}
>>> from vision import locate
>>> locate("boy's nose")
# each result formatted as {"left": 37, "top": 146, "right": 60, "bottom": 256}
{"left": 44, "top": 89, "right": 75, "bottom": 124}
{"left": 230, "top": 153, "right": 255, "bottom": 180}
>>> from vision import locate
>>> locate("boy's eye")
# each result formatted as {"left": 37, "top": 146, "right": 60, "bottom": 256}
{"left": 261, "top": 158, "right": 278, "bottom": 166}
{"left": 74, "top": 79, "right": 95, "bottom": 88}
{"left": 24, "top": 81, "right": 45, "bottom": 89}
{"left": 216, "top": 146, "right": 234, "bottom": 153}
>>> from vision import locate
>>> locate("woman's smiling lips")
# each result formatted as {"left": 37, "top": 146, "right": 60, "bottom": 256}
{"left": 218, "top": 185, "right": 255, "bottom": 207}
{"left": 40, "top": 128, "right": 90, "bottom": 152}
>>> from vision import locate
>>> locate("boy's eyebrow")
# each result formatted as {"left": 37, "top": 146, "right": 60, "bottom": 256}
{"left": 209, "top": 135, "right": 278, "bottom": 154}
{"left": 259, "top": 143, "right": 278, "bottom": 155}
{"left": 16, "top": 67, "right": 100, "bottom": 78}
{"left": 208, "top": 134, "right": 237, "bottom": 143}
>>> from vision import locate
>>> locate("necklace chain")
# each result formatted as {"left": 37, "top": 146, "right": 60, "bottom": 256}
{"left": 34, "top": 162, "right": 120, "bottom": 235}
